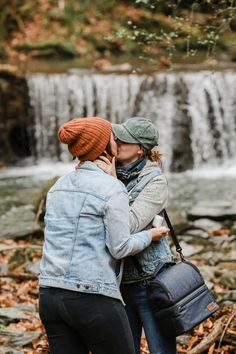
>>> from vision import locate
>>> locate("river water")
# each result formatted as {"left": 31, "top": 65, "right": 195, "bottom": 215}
{"left": 0, "top": 161, "right": 235, "bottom": 223}
{"left": 1, "top": 69, "right": 236, "bottom": 223}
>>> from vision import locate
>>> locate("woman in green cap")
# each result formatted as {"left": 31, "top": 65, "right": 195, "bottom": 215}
{"left": 96, "top": 117, "right": 176, "bottom": 354}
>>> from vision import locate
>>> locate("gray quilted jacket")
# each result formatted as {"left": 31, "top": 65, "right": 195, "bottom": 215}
{"left": 122, "top": 160, "right": 173, "bottom": 283}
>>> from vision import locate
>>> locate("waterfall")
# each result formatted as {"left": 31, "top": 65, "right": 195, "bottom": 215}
{"left": 26, "top": 71, "right": 236, "bottom": 171}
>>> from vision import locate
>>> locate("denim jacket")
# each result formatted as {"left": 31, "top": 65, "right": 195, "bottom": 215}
{"left": 122, "top": 161, "right": 173, "bottom": 283}
{"left": 39, "top": 162, "right": 152, "bottom": 302}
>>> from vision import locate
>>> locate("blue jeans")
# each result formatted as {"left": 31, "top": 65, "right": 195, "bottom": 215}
{"left": 121, "top": 282, "right": 177, "bottom": 354}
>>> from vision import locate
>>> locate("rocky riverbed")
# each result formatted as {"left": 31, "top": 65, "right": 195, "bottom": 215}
{"left": 0, "top": 164, "right": 235, "bottom": 353}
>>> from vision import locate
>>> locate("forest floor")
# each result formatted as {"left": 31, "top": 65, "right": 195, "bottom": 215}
{"left": 0, "top": 233, "right": 235, "bottom": 354}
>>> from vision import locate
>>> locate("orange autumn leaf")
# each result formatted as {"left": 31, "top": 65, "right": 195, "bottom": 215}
{"left": 194, "top": 322, "right": 204, "bottom": 336}
{"left": 188, "top": 336, "right": 199, "bottom": 350}
{"left": 208, "top": 229, "right": 230, "bottom": 236}
{"left": 16, "top": 281, "right": 31, "bottom": 296}
{"left": 204, "top": 318, "right": 214, "bottom": 329}
{"left": 208, "top": 342, "right": 215, "bottom": 354}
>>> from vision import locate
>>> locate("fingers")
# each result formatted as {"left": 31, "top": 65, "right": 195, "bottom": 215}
{"left": 98, "top": 155, "right": 111, "bottom": 164}
{"left": 159, "top": 226, "right": 169, "bottom": 234}
{"left": 95, "top": 160, "right": 106, "bottom": 167}
{"left": 151, "top": 226, "right": 170, "bottom": 241}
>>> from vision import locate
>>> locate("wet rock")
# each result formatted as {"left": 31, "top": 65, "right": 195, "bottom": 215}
{"left": 0, "top": 307, "right": 29, "bottom": 325}
{"left": 172, "top": 221, "right": 190, "bottom": 235}
{"left": 0, "top": 72, "right": 34, "bottom": 163}
{"left": 217, "top": 270, "right": 236, "bottom": 289}
{"left": 191, "top": 218, "right": 223, "bottom": 231}
{"left": 0, "top": 328, "right": 41, "bottom": 346}
{"left": 0, "top": 205, "right": 42, "bottom": 240}
{"left": 188, "top": 202, "right": 236, "bottom": 221}
{"left": 216, "top": 290, "right": 236, "bottom": 304}
{"left": 230, "top": 221, "right": 236, "bottom": 235}
{"left": 177, "top": 241, "right": 204, "bottom": 257}
{"left": 15, "top": 303, "right": 36, "bottom": 313}
{"left": 178, "top": 235, "right": 211, "bottom": 246}
{"left": 0, "top": 346, "right": 24, "bottom": 354}
{"left": 197, "top": 265, "right": 216, "bottom": 281}
{"left": 177, "top": 334, "right": 192, "bottom": 346}
{"left": 218, "top": 249, "right": 236, "bottom": 262}
{"left": 182, "top": 229, "right": 209, "bottom": 239}
{"left": 14, "top": 41, "right": 77, "bottom": 58}
{"left": 217, "top": 262, "right": 236, "bottom": 271}
{"left": 201, "top": 251, "right": 223, "bottom": 265}
{"left": 25, "top": 260, "right": 40, "bottom": 274}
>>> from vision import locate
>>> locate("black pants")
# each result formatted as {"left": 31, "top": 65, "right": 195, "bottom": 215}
{"left": 39, "top": 287, "right": 135, "bottom": 354}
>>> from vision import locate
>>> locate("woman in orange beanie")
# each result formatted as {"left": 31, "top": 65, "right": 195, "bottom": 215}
{"left": 39, "top": 117, "right": 170, "bottom": 354}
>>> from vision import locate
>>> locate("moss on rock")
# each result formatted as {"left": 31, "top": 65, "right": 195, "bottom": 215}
{"left": 14, "top": 40, "right": 78, "bottom": 58}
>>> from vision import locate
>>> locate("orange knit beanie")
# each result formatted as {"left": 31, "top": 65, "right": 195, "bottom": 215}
{"left": 58, "top": 117, "right": 112, "bottom": 161}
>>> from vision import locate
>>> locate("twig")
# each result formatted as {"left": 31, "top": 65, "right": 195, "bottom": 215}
{"left": 34, "top": 198, "right": 45, "bottom": 227}
{"left": 0, "top": 245, "right": 42, "bottom": 253}
{"left": 217, "top": 309, "right": 236, "bottom": 350}
{"left": 189, "top": 317, "right": 225, "bottom": 354}
{"left": 0, "top": 272, "right": 38, "bottom": 280}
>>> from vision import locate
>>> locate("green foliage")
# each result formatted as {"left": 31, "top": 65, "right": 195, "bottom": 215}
{"left": 0, "top": 0, "right": 236, "bottom": 64}
{"left": 14, "top": 41, "right": 77, "bottom": 58}
{"left": 0, "top": 0, "right": 36, "bottom": 39}
{"left": 118, "top": 0, "right": 236, "bottom": 61}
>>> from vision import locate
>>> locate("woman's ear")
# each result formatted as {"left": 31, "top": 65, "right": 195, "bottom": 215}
{"left": 137, "top": 147, "right": 144, "bottom": 156}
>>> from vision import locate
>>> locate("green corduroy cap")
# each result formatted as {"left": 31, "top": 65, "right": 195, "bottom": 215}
{"left": 112, "top": 117, "right": 159, "bottom": 150}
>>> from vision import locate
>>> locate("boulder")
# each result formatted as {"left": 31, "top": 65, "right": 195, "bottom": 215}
{"left": 188, "top": 202, "right": 236, "bottom": 221}
{"left": 0, "top": 205, "right": 42, "bottom": 240}
{"left": 0, "top": 328, "right": 41, "bottom": 346}
{"left": 14, "top": 40, "right": 77, "bottom": 58}
{"left": 230, "top": 221, "right": 236, "bottom": 235}
{"left": 0, "top": 307, "right": 29, "bottom": 325}
{"left": 218, "top": 270, "right": 236, "bottom": 289}
{"left": 0, "top": 347, "right": 23, "bottom": 354}
{"left": 191, "top": 218, "right": 223, "bottom": 231}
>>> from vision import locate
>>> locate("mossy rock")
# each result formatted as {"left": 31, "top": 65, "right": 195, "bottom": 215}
{"left": 34, "top": 177, "right": 59, "bottom": 222}
{"left": 14, "top": 40, "right": 78, "bottom": 58}
{"left": 83, "top": 33, "right": 122, "bottom": 54}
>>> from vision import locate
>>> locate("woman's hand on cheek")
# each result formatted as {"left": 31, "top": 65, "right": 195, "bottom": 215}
{"left": 95, "top": 156, "right": 117, "bottom": 177}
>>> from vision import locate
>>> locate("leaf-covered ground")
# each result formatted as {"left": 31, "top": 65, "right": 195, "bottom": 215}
{"left": 0, "top": 235, "right": 235, "bottom": 354}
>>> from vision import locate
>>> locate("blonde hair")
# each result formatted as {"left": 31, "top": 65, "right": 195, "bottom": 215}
{"left": 141, "top": 147, "right": 164, "bottom": 168}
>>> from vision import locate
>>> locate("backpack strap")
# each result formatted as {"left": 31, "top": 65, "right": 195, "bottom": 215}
{"left": 163, "top": 209, "right": 185, "bottom": 261}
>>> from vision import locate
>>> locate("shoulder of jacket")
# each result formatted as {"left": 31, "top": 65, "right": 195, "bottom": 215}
{"left": 48, "top": 171, "right": 74, "bottom": 191}
{"left": 133, "top": 168, "right": 167, "bottom": 193}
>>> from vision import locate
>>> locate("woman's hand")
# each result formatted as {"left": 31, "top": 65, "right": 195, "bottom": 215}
{"left": 95, "top": 156, "right": 117, "bottom": 177}
{"left": 151, "top": 226, "right": 170, "bottom": 241}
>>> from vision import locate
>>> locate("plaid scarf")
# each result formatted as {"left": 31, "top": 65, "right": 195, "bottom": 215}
{"left": 116, "top": 158, "right": 147, "bottom": 185}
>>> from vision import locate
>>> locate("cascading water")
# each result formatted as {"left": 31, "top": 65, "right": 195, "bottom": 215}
{"left": 26, "top": 71, "right": 236, "bottom": 172}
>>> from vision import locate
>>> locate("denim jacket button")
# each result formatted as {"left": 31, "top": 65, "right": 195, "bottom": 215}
{"left": 84, "top": 285, "right": 90, "bottom": 289}
{"left": 76, "top": 284, "right": 80, "bottom": 288}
